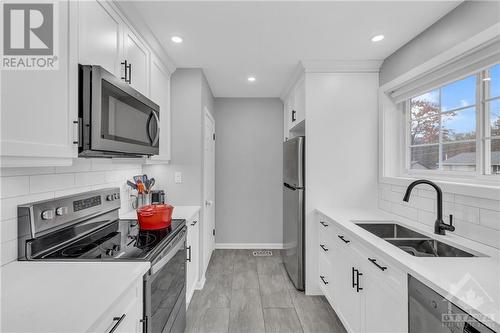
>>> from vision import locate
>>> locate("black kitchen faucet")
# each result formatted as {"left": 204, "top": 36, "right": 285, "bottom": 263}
{"left": 403, "top": 179, "right": 455, "bottom": 235}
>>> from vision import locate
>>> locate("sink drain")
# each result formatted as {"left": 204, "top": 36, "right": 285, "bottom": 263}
{"left": 252, "top": 250, "right": 273, "bottom": 257}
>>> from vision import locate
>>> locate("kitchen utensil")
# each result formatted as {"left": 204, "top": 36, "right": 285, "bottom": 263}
{"left": 146, "top": 178, "right": 155, "bottom": 192}
{"left": 137, "top": 181, "right": 145, "bottom": 194}
{"left": 127, "top": 180, "right": 138, "bottom": 190}
{"left": 136, "top": 204, "right": 174, "bottom": 230}
{"left": 133, "top": 175, "right": 144, "bottom": 184}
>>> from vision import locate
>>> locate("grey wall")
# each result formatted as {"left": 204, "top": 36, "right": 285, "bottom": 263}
{"left": 380, "top": 1, "right": 500, "bottom": 85}
{"left": 214, "top": 98, "right": 284, "bottom": 245}
{"left": 144, "top": 68, "right": 214, "bottom": 206}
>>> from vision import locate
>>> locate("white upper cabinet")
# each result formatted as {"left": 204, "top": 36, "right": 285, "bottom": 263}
{"left": 148, "top": 54, "right": 171, "bottom": 162}
{"left": 0, "top": 1, "right": 78, "bottom": 167}
{"left": 78, "top": 0, "right": 123, "bottom": 77}
{"left": 123, "top": 27, "right": 150, "bottom": 96}
{"left": 1, "top": 0, "right": 173, "bottom": 167}
{"left": 284, "top": 75, "right": 306, "bottom": 134}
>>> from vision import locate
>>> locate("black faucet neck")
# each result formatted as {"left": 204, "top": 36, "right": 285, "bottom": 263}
{"left": 403, "top": 179, "right": 444, "bottom": 224}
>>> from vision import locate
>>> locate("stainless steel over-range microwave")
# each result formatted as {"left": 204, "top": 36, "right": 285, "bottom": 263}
{"left": 78, "top": 64, "right": 159, "bottom": 158}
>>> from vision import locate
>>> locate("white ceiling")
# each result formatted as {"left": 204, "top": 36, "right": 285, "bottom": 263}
{"left": 129, "top": 1, "right": 460, "bottom": 98}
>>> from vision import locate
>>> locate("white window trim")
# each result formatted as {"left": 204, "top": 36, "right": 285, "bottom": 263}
{"left": 379, "top": 28, "right": 500, "bottom": 200}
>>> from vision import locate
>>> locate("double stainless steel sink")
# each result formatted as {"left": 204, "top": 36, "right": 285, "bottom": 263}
{"left": 355, "top": 222, "right": 481, "bottom": 258}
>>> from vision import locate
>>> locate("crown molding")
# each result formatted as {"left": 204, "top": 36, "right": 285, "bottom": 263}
{"left": 112, "top": 1, "right": 176, "bottom": 74}
{"left": 301, "top": 59, "right": 383, "bottom": 73}
{"left": 280, "top": 62, "right": 305, "bottom": 101}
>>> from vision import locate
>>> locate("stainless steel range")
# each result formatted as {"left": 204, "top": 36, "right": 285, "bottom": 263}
{"left": 17, "top": 188, "right": 186, "bottom": 333}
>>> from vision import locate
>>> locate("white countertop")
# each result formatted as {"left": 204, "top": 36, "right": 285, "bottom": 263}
{"left": 316, "top": 207, "right": 500, "bottom": 332}
{"left": 120, "top": 205, "right": 201, "bottom": 221}
{"left": 1, "top": 261, "right": 150, "bottom": 333}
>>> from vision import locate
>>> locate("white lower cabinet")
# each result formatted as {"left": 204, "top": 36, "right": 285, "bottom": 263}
{"left": 318, "top": 215, "right": 408, "bottom": 333}
{"left": 186, "top": 213, "right": 200, "bottom": 304}
{"left": 88, "top": 277, "right": 143, "bottom": 333}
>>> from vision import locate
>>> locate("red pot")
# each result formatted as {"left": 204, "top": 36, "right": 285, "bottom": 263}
{"left": 136, "top": 204, "right": 174, "bottom": 230}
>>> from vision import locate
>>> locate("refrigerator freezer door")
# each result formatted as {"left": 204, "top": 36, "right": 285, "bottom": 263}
{"left": 282, "top": 184, "right": 304, "bottom": 290}
{"left": 283, "top": 137, "right": 304, "bottom": 188}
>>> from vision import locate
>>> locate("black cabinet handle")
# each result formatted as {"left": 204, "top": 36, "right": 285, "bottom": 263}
{"left": 320, "top": 244, "right": 328, "bottom": 252}
{"left": 320, "top": 275, "right": 329, "bottom": 285}
{"left": 292, "top": 110, "right": 296, "bottom": 122}
{"left": 121, "top": 60, "right": 128, "bottom": 82}
{"left": 337, "top": 235, "right": 350, "bottom": 244}
{"left": 120, "top": 60, "right": 131, "bottom": 83}
{"left": 352, "top": 267, "right": 363, "bottom": 292}
{"left": 191, "top": 220, "right": 198, "bottom": 226}
{"left": 186, "top": 245, "right": 192, "bottom": 262}
{"left": 320, "top": 221, "right": 329, "bottom": 227}
{"left": 356, "top": 270, "right": 363, "bottom": 292}
{"left": 109, "top": 314, "right": 126, "bottom": 333}
{"left": 368, "top": 258, "right": 387, "bottom": 271}
{"left": 128, "top": 63, "right": 132, "bottom": 84}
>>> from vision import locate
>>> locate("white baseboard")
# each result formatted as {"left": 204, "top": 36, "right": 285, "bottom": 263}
{"left": 215, "top": 243, "right": 284, "bottom": 249}
{"left": 195, "top": 274, "right": 206, "bottom": 290}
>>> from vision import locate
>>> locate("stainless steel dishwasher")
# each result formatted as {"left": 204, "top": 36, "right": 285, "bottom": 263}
{"left": 409, "top": 275, "right": 495, "bottom": 333}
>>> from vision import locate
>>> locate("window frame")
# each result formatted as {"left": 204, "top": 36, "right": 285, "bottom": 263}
{"left": 404, "top": 65, "right": 500, "bottom": 178}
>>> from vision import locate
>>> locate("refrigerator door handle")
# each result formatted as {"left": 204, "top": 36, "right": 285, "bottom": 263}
{"left": 284, "top": 183, "right": 297, "bottom": 191}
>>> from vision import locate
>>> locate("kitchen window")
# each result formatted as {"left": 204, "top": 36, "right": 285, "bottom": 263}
{"left": 406, "top": 63, "right": 500, "bottom": 176}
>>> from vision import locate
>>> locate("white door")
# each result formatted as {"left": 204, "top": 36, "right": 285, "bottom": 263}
{"left": 78, "top": 0, "right": 123, "bottom": 77}
{"left": 203, "top": 110, "right": 216, "bottom": 268}
{"left": 123, "top": 27, "right": 149, "bottom": 96}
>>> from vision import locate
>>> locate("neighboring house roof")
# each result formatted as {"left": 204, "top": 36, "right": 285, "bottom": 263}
{"left": 410, "top": 161, "right": 431, "bottom": 169}
{"left": 443, "top": 152, "right": 500, "bottom": 165}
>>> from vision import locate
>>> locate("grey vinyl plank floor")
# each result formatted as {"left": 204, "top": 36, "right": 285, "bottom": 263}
{"left": 186, "top": 249, "right": 347, "bottom": 333}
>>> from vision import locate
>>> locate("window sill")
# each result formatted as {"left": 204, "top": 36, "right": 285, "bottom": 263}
{"left": 380, "top": 175, "right": 500, "bottom": 201}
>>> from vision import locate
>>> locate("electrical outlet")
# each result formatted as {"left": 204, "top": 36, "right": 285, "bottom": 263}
{"left": 174, "top": 172, "right": 182, "bottom": 184}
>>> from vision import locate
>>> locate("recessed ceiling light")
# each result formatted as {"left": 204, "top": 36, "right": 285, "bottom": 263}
{"left": 171, "top": 36, "right": 183, "bottom": 44}
{"left": 247, "top": 76, "right": 256, "bottom": 82}
{"left": 371, "top": 34, "right": 385, "bottom": 42}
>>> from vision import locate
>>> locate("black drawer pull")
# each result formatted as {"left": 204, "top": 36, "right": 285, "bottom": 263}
{"left": 320, "top": 221, "right": 328, "bottom": 227}
{"left": 109, "top": 314, "right": 126, "bottom": 333}
{"left": 186, "top": 245, "right": 192, "bottom": 262}
{"left": 352, "top": 268, "right": 363, "bottom": 292}
{"left": 337, "top": 235, "right": 350, "bottom": 244}
{"left": 191, "top": 220, "right": 198, "bottom": 226}
{"left": 320, "top": 244, "right": 328, "bottom": 252}
{"left": 320, "top": 275, "right": 329, "bottom": 285}
{"left": 368, "top": 258, "right": 387, "bottom": 271}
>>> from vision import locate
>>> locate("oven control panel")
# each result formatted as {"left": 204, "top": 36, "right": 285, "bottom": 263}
{"left": 18, "top": 188, "right": 121, "bottom": 238}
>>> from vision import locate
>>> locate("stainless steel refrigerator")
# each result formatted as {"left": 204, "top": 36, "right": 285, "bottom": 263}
{"left": 282, "top": 136, "right": 305, "bottom": 291}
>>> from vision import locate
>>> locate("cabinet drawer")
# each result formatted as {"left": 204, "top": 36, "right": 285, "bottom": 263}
{"left": 318, "top": 252, "right": 333, "bottom": 298}
{"left": 88, "top": 279, "right": 142, "bottom": 333}
{"left": 318, "top": 227, "right": 333, "bottom": 257}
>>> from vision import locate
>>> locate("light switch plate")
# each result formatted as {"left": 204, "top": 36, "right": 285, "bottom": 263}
{"left": 174, "top": 172, "right": 182, "bottom": 184}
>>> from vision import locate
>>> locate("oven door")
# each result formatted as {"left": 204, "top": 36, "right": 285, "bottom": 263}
{"left": 86, "top": 65, "right": 159, "bottom": 156}
{"left": 144, "top": 227, "right": 186, "bottom": 333}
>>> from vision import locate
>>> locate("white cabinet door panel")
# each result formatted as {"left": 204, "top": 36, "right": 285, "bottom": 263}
{"left": 78, "top": 0, "right": 123, "bottom": 77}
{"left": 124, "top": 28, "right": 149, "bottom": 96}
{"left": 1, "top": 1, "right": 77, "bottom": 163}
{"left": 148, "top": 56, "right": 171, "bottom": 162}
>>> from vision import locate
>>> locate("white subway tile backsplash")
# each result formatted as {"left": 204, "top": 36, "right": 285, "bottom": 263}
{"left": 0, "top": 192, "right": 54, "bottom": 221}
{"left": 418, "top": 188, "right": 454, "bottom": 202}
{"left": 455, "top": 194, "right": 500, "bottom": 212}
{"left": 75, "top": 171, "right": 106, "bottom": 187}
{"left": 479, "top": 209, "right": 500, "bottom": 231}
{"left": 0, "top": 167, "right": 55, "bottom": 177}
{"left": 390, "top": 203, "right": 419, "bottom": 221}
{"left": 453, "top": 218, "right": 500, "bottom": 250}
{"left": 55, "top": 159, "right": 92, "bottom": 173}
{"left": 54, "top": 186, "right": 92, "bottom": 198}
{"left": 91, "top": 159, "right": 114, "bottom": 171}
{"left": 1, "top": 239, "right": 17, "bottom": 265}
{"left": 0, "top": 176, "right": 30, "bottom": 199}
{"left": 30, "top": 173, "right": 75, "bottom": 193}
{"left": 1, "top": 218, "right": 17, "bottom": 243}
{"left": 408, "top": 196, "right": 435, "bottom": 213}
{"left": 417, "top": 209, "right": 436, "bottom": 227}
